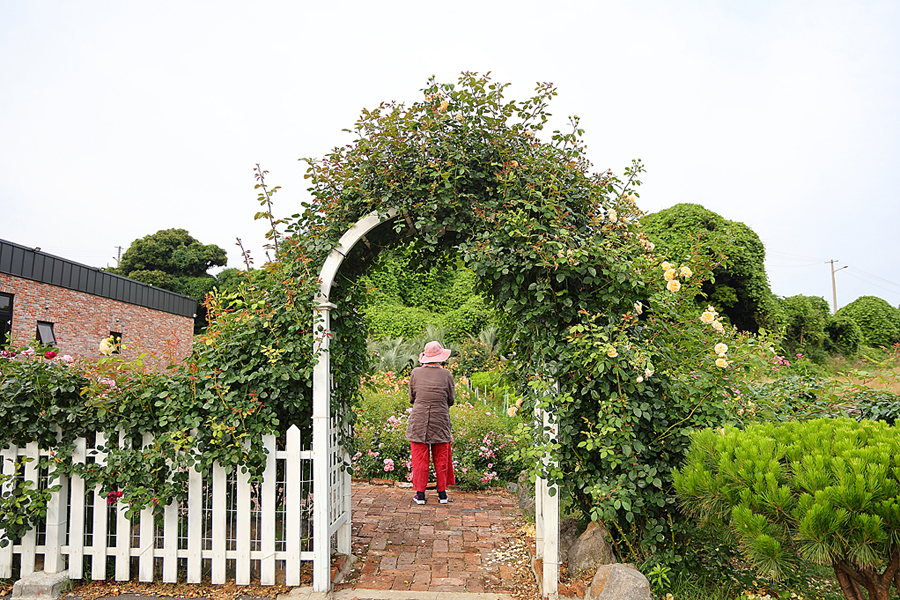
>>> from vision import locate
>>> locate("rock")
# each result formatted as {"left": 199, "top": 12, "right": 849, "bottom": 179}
{"left": 558, "top": 517, "right": 583, "bottom": 564}
{"left": 12, "top": 570, "right": 70, "bottom": 600}
{"left": 516, "top": 472, "right": 535, "bottom": 515}
{"left": 567, "top": 521, "right": 616, "bottom": 578}
{"left": 584, "top": 563, "right": 651, "bottom": 600}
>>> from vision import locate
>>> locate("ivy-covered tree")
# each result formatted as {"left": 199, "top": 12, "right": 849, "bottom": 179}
{"left": 675, "top": 418, "right": 900, "bottom": 600}
{"left": 641, "top": 203, "right": 778, "bottom": 333}
{"left": 109, "top": 229, "right": 228, "bottom": 330}
{"left": 778, "top": 294, "right": 830, "bottom": 362}
{"left": 836, "top": 296, "right": 900, "bottom": 349}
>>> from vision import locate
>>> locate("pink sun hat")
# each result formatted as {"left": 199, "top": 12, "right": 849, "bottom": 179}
{"left": 419, "top": 341, "right": 452, "bottom": 364}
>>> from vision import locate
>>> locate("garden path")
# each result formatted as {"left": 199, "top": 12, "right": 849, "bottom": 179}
{"left": 335, "top": 482, "right": 533, "bottom": 598}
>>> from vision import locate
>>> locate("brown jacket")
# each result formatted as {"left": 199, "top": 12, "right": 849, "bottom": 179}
{"left": 405, "top": 365, "right": 455, "bottom": 444}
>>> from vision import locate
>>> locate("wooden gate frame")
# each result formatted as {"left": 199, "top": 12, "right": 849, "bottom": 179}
{"left": 312, "top": 209, "right": 560, "bottom": 597}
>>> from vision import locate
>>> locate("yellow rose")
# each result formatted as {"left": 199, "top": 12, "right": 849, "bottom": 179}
{"left": 680, "top": 265, "right": 693, "bottom": 278}
{"left": 661, "top": 261, "right": 673, "bottom": 270}
{"left": 439, "top": 100, "right": 449, "bottom": 113}
{"left": 712, "top": 320, "right": 725, "bottom": 334}
{"left": 607, "top": 209, "right": 617, "bottom": 223}
{"left": 507, "top": 406, "right": 517, "bottom": 417}
{"left": 700, "top": 311, "right": 715, "bottom": 324}
{"left": 714, "top": 343, "right": 728, "bottom": 356}
{"left": 607, "top": 347, "right": 618, "bottom": 358}
{"left": 99, "top": 338, "right": 112, "bottom": 356}
{"left": 664, "top": 268, "right": 677, "bottom": 281}
{"left": 644, "top": 367, "right": 654, "bottom": 378}
{"left": 666, "top": 279, "right": 681, "bottom": 292}
{"left": 715, "top": 357, "right": 729, "bottom": 369}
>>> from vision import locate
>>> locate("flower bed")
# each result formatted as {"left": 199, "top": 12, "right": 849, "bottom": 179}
{"left": 352, "top": 371, "right": 523, "bottom": 489}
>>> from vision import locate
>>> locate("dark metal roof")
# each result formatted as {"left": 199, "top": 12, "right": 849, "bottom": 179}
{"left": 0, "top": 239, "right": 197, "bottom": 318}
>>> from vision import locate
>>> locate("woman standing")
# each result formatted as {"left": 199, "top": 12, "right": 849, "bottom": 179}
{"left": 406, "top": 341, "right": 455, "bottom": 504}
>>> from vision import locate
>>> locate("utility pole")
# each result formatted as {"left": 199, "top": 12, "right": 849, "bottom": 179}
{"left": 828, "top": 259, "right": 848, "bottom": 314}
{"left": 113, "top": 245, "right": 124, "bottom": 266}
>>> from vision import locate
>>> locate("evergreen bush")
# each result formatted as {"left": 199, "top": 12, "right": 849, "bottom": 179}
{"left": 674, "top": 418, "right": 900, "bottom": 600}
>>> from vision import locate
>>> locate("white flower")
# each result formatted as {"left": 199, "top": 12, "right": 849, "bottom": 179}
{"left": 607, "top": 209, "right": 618, "bottom": 223}
{"left": 712, "top": 320, "right": 725, "bottom": 334}
{"left": 634, "top": 301, "right": 643, "bottom": 315}
{"left": 644, "top": 367, "right": 654, "bottom": 378}
{"left": 607, "top": 347, "right": 618, "bottom": 358}
{"left": 715, "top": 357, "right": 729, "bottom": 369}
{"left": 636, "top": 376, "right": 644, "bottom": 383}
{"left": 714, "top": 343, "right": 728, "bottom": 356}
{"left": 700, "top": 311, "right": 716, "bottom": 324}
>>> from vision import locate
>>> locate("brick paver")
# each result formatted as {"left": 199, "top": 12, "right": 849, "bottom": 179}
{"left": 338, "top": 483, "right": 525, "bottom": 595}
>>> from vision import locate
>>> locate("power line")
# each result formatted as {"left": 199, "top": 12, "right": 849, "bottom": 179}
{"left": 843, "top": 271, "right": 900, "bottom": 299}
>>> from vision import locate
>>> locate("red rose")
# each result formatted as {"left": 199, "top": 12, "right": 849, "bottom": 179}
{"left": 45, "top": 350, "right": 58, "bottom": 359}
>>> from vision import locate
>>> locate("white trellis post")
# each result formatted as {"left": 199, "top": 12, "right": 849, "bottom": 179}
{"left": 312, "top": 208, "right": 398, "bottom": 593}
{"left": 312, "top": 297, "right": 336, "bottom": 591}
{"left": 534, "top": 397, "right": 560, "bottom": 600}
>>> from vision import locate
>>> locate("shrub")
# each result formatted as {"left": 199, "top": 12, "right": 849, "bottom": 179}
{"left": 742, "top": 376, "right": 847, "bottom": 424}
{"left": 674, "top": 418, "right": 900, "bottom": 600}
{"left": 853, "top": 389, "right": 900, "bottom": 425}
{"left": 450, "top": 338, "right": 498, "bottom": 378}
{"left": 778, "top": 295, "right": 830, "bottom": 363}
{"left": 825, "top": 314, "right": 865, "bottom": 358}
{"left": 836, "top": 296, "right": 900, "bottom": 349}
{"left": 439, "top": 295, "right": 495, "bottom": 343}
{"left": 364, "top": 303, "right": 437, "bottom": 340}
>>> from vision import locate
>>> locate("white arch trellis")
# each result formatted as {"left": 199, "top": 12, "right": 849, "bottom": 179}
{"left": 311, "top": 209, "right": 560, "bottom": 597}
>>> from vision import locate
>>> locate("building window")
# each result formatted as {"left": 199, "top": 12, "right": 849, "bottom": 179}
{"left": 109, "top": 331, "right": 122, "bottom": 355}
{"left": 0, "top": 293, "right": 12, "bottom": 345}
{"left": 36, "top": 321, "right": 56, "bottom": 346}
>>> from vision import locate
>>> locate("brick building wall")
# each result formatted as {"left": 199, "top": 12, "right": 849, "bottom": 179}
{"left": 0, "top": 273, "right": 194, "bottom": 365}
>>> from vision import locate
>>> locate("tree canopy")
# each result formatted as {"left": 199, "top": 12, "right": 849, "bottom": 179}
{"left": 641, "top": 203, "right": 777, "bottom": 333}
{"left": 110, "top": 228, "right": 227, "bottom": 329}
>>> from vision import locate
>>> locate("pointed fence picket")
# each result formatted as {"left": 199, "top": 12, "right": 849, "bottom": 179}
{"left": 0, "top": 424, "right": 325, "bottom": 587}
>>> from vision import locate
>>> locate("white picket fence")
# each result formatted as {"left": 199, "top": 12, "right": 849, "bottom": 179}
{"left": 0, "top": 424, "right": 327, "bottom": 586}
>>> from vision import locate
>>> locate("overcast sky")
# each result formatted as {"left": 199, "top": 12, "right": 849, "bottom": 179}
{"left": 2, "top": 1, "right": 898, "bottom": 311}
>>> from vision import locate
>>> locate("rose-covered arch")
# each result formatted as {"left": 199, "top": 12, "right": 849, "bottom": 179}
{"left": 293, "top": 73, "right": 724, "bottom": 598}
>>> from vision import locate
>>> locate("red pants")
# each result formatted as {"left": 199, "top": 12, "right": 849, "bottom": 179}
{"left": 410, "top": 442, "right": 452, "bottom": 492}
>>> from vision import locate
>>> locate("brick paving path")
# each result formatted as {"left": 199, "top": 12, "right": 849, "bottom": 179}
{"left": 337, "top": 483, "right": 527, "bottom": 595}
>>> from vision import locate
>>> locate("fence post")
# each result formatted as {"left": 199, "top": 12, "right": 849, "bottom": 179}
{"left": 115, "top": 432, "right": 131, "bottom": 581}
{"left": 137, "top": 433, "right": 155, "bottom": 582}
{"left": 20, "top": 442, "right": 39, "bottom": 577}
{"left": 68, "top": 437, "right": 87, "bottom": 579}
{"left": 211, "top": 462, "right": 227, "bottom": 584}
{"left": 186, "top": 461, "right": 203, "bottom": 584}
{"left": 236, "top": 456, "right": 252, "bottom": 585}
{"left": 285, "top": 425, "right": 302, "bottom": 586}
{"left": 0, "top": 444, "right": 17, "bottom": 578}
{"left": 260, "top": 435, "right": 276, "bottom": 585}
{"left": 90, "top": 432, "right": 109, "bottom": 581}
